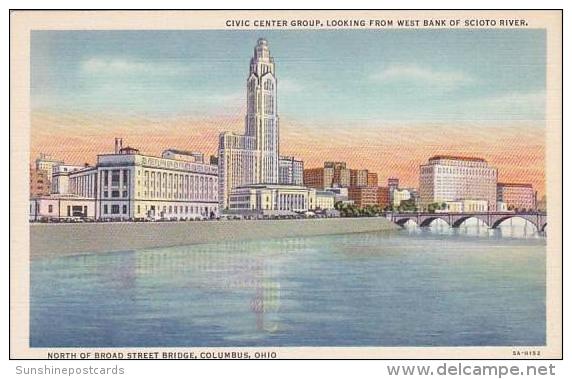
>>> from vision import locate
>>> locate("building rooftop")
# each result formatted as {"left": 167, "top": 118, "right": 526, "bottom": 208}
{"left": 497, "top": 182, "right": 533, "bottom": 188}
{"left": 118, "top": 146, "right": 140, "bottom": 155}
{"left": 35, "top": 154, "right": 64, "bottom": 163}
{"left": 428, "top": 155, "right": 486, "bottom": 163}
{"left": 163, "top": 148, "right": 202, "bottom": 156}
{"left": 235, "top": 183, "right": 309, "bottom": 190}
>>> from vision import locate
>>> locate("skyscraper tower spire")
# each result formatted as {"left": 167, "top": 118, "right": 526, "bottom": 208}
{"left": 245, "top": 38, "right": 279, "bottom": 184}
{"left": 219, "top": 38, "right": 283, "bottom": 210}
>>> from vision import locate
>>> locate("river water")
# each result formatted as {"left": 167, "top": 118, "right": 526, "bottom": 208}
{"left": 30, "top": 222, "right": 546, "bottom": 347}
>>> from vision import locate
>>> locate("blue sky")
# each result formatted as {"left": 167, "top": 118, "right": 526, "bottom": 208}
{"left": 31, "top": 29, "right": 546, "bottom": 123}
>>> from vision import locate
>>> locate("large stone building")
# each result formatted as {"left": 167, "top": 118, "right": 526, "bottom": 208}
{"left": 419, "top": 155, "right": 498, "bottom": 212}
{"left": 33, "top": 143, "right": 219, "bottom": 221}
{"left": 228, "top": 184, "right": 316, "bottom": 214}
{"left": 218, "top": 38, "right": 305, "bottom": 211}
{"left": 218, "top": 38, "right": 279, "bottom": 210}
{"left": 497, "top": 182, "right": 537, "bottom": 211}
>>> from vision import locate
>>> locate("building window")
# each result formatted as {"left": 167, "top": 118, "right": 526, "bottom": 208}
{"left": 104, "top": 191, "right": 108, "bottom": 198}
{"left": 112, "top": 190, "right": 120, "bottom": 198}
{"left": 48, "top": 205, "right": 53, "bottom": 213}
{"left": 111, "top": 205, "right": 120, "bottom": 214}
{"left": 111, "top": 170, "right": 120, "bottom": 186}
{"left": 123, "top": 191, "right": 128, "bottom": 198}
{"left": 122, "top": 205, "right": 127, "bottom": 214}
{"left": 104, "top": 205, "right": 108, "bottom": 214}
{"left": 137, "top": 205, "right": 140, "bottom": 214}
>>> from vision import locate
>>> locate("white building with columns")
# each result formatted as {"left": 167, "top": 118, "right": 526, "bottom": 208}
{"left": 63, "top": 145, "right": 218, "bottom": 220}
{"left": 228, "top": 184, "right": 316, "bottom": 214}
{"left": 219, "top": 38, "right": 305, "bottom": 211}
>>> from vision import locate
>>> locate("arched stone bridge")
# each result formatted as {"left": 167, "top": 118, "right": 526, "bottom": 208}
{"left": 388, "top": 212, "right": 547, "bottom": 231}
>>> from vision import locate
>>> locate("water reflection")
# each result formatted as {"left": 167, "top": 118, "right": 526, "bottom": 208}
{"left": 136, "top": 241, "right": 298, "bottom": 333}
{"left": 31, "top": 229, "right": 546, "bottom": 347}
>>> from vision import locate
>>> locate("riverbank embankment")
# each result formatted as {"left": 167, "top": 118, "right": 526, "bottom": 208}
{"left": 30, "top": 217, "right": 399, "bottom": 259}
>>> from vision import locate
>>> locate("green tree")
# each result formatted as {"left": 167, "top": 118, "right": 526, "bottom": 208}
{"left": 399, "top": 199, "right": 417, "bottom": 212}
{"left": 427, "top": 202, "right": 442, "bottom": 213}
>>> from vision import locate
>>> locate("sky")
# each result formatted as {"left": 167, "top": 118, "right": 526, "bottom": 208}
{"left": 30, "top": 29, "right": 547, "bottom": 194}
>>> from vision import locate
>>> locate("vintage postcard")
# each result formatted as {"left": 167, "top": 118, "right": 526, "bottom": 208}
{"left": 10, "top": 10, "right": 562, "bottom": 359}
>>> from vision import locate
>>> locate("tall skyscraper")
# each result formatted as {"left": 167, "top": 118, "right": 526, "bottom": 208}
{"left": 219, "top": 38, "right": 281, "bottom": 209}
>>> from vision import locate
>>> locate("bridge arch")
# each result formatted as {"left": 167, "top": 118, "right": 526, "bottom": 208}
{"left": 452, "top": 215, "right": 489, "bottom": 228}
{"left": 420, "top": 216, "right": 450, "bottom": 228}
{"left": 490, "top": 215, "right": 539, "bottom": 230}
{"left": 396, "top": 218, "right": 418, "bottom": 227}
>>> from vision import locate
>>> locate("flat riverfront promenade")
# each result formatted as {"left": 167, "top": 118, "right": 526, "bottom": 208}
{"left": 30, "top": 217, "right": 398, "bottom": 259}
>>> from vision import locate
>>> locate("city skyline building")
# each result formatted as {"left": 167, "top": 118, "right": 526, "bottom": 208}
{"left": 279, "top": 155, "right": 304, "bottom": 185}
{"left": 219, "top": 38, "right": 281, "bottom": 210}
{"left": 35, "top": 154, "right": 64, "bottom": 176}
{"left": 419, "top": 155, "right": 498, "bottom": 212}
{"left": 497, "top": 182, "right": 537, "bottom": 211}
{"left": 367, "top": 172, "right": 378, "bottom": 187}
{"left": 29, "top": 165, "right": 51, "bottom": 198}
{"left": 326, "top": 161, "right": 351, "bottom": 188}
{"left": 388, "top": 177, "right": 399, "bottom": 204}
{"left": 303, "top": 167, "right": 334, "bottom": 190}
{"left": 51, "top": 164, "right": 86, "bottom": 194}
{"left": 377, "top": 186, "right": 390, "bottom": 209}
{"left": 350, "top": 169, "right": 369, "bottom": 187}
{"left": 347, "top": 186, "right": 379, "bottom": 208}
{"left": 30, "top": 154, "right": 66, "bottom": 198}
